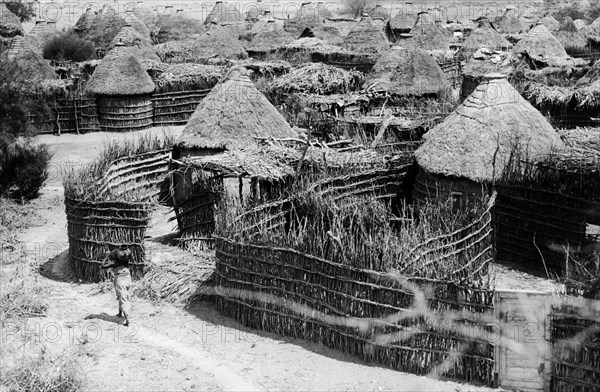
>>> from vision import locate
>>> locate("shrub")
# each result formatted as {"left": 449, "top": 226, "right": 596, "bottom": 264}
{"left": 6, "top": 0, "right": 35, "bottom": 22}
{"left": 0, "top": 140, "right": 52, "bottom": 200}
{"left": 43, "top": 32, "right": 96, "bottom": 62}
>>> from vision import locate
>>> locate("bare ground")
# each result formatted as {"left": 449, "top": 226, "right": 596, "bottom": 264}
{"left": 2, "top": 129, "right": 555, "bottom": 391}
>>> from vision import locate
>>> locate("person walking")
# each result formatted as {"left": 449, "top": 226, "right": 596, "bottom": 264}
{"left": 101, "top": 244, "right": 132, "bottom": 327}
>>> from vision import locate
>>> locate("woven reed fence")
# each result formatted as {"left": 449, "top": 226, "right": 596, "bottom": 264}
{"left": 55, "top": 97, "right": 100, "bottom": 133}
{"left": 494, "top": 184, "right": 587, "bottom": 273}
{"left": 438, "top": 59, "right": 462, "bottom": 89}
{"left": 66, "top": 150, "right": 171, "bottom": 282}
{"left": 214, "top": 237, "right": 496, "bottom": 385}
{"left": 549, "top": 303, "right": 600, "bottom": 392}
{"left": 152, "top": 89, "right": 211, "bottom": 126}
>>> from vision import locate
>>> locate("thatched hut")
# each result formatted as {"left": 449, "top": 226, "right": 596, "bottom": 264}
{"left": 388, "top": 9, "right": 417, "bottom": 40}
{"left": 299, "top": 26, "right": 344, "bottom": 46}
{"left": 24, "top": 20, "right": 60, "bottom": 55}
{"left": 107, "top": 36, "right": 161, "bottom": 64}
{"left": 581, "top": 16, "right": 600, "bottom": 46}
{"left": 284, "top": 2, "right": 333, "bottom": 37}
{"left": 493, "top": 6, "right": 527, "bottom": 35}
{"left": 367, "top": 4, "right": 391, "bottom": 21}
{"left": 154, "top": 12, "right": 205, "bottom": 44}
{"left": 538, "top": 15, "right": 560, "bottom": 33}
{"left": 133, "top": 3, "right": 159, "bottom": 31}
{"left": 109, "top": 23, "right": 151, "bottom": 47}
{"left": 243, "top": 20, "right": 294, "bottom": 58}
{"left": 404, "top": 12, "right": 450, "bottom": 51}
{"left": 85, "top": 53, "right": 155, "bottom": 131}
{"left": 343, "top": 14, "right": 389, "bottom": 54}
{"left": 414, "top": 73, "right": 564, "bottom": 206}
{"left": 154, "top": 22, "right": 247, "bottom": 63}
{"left": 460, "top": 17, "right": 512, "bottom": 58}
{"left": 554, "top": 17, "right": 588, "bottom": 54}
{"left": 204, "top": 1, "right": 244, "bottom": 25}
{"left": 175, "top": 66, "right": 297, "bottom": 158}
{"left": 363, "top": 45, "right": 449, "bottom": 99}
{"left": 0, "top": 3, "right": 23, "bottom": 38}
{"left": 73, "top": 6, "right": 98, "bottom": 34}
{"left": 461, "top": 55, "right": 513, "bottom": 102}
{"left": 513, "top": 23, "right": 569, "bottom": 66}
{"left": 83, "top": 5, "right": 151, "bottom": 51}
{"left": 3, "top": 40, "right": 57, "bottom": 82}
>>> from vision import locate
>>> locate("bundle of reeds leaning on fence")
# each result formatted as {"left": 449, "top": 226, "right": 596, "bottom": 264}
{"left": 63, "top": 133, "right": 174, "bottom": 282}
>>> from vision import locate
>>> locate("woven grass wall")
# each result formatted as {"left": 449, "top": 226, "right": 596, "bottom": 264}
{"left": 97, "top": 94, "right": 154, "bottom": 132}
{"left": 549, "top": 303, "right": 600, "bottom": 392}
{"left": 64, "top": 136, "right": 173, "bottom": 282}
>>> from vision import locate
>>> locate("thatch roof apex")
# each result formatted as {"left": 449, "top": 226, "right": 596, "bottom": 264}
{"left": 415, "top": 75, "right": 564, "bottom": 182}
{"left": 86, "top": 53, "right": 155, "bottom": 95}
{"left": 513, "top": 23, "right": 568, "bottom": 62}
{"left": 177, "top": 66, "right": 297, "bottom": 152}
{"left": 364, "top": 45, "right": 449, "bottom": 96}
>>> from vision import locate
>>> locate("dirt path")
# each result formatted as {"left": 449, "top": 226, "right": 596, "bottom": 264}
{"left": 11, "top": 130, "right": 509, "bottom": 391}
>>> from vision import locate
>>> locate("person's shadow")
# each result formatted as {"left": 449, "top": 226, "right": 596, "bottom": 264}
{"left": 84, "top": 312, "right": 124, "bottom": 325}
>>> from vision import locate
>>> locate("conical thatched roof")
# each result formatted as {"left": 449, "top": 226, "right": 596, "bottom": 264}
{"left": 0, "top": 3, "right": 23, "bottom": 38}
{"left": 133, "top": 4, "right": 159, "bottom": 31}
{"left": 513, "top": 23, "right": 568, "bottom": 63}
{"left": 154, "top": 22, "right": 247, "bottom": 63}
{"left": 6, "top": 34, "right": 27, "bottom": 58}
{"left": 83, "top": 5, "right": 151, "bottom": 50}
{"left": 415, "top": 73, "right": 564, "bottom": 183}
{"left": 363, "top": 46, "right": 449, "bottom": 96}
{"left": 243, "top": 20, "right": 294, "bottom": 53}
{"left": 86, "top": 53, "right": 155, "bottom": 96}
{"left": 298, "top": 25, "right": 344, "bottom": 45}
{"left": 494, "top": 6, "right": 526, "bottom": 34}
{"left": 538, "top": 15, "right": 560, "bottom": 32}
{"left": 343, "top": 15, "right": 389, "bottom": 53}
{"left": 404, "top": 12, "right": 450, "bottom": 51}
{"left": 2, "top": 45, "right": 57, "bottom": 81}
{"left": 204, "top": 1, "right": 243, "bottom": 25}
{"left": 283, "top": 2, "right": 332, "bottom": 36}
{"left": 576, "top": 59, "right": 600, "bottom": 87}
{"left": 581, "top": 16, "right": 600, "bottom": 43}
{"left": 25, "top": 20, "right": 60, "bottom": 54}
{"left": 177, "top": 66, "right": 297, "bottom": 151}
{"left": 388, "top": 10, "right": 417, "bottom": 34}
{"left": 154, "top": 12, "right": 205, "bottom": 43}
{"left": 461, "top": 17, "right": 512, "bottom": 54}
{"left": 554, "top": 17, "right": 588, "bottom": 50}
{"left": 73, "top": 7, "right": 97, "bottom": 33}
{"left": 108, "top": 30, "right": 160, "bottom": 63}
{"left": 367, "top": 5, "right": 391, "bottom": 20}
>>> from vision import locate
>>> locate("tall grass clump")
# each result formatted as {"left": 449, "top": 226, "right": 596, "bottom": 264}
{"left": 63, "top": 132, "right": 175, "bottom": 202}
{"left": 217, "top": 168, "right": 493, "bottom": 287}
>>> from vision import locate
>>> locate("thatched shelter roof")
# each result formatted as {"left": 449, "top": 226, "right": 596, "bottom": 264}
{"left": 86, "top": 53, "right": 155, "bottom": 96}
{"left": 363, "top": 46, "right": 449, "bottom": 97}
{"left": 299, "top": 26, "right": 344, "bottom": 45}
{"left": 538, "top": 15, "right": 560, "bottom": 33}
{"left": 220, "top": 21, "right": 250, "bottom": 39}
{"left": 204, "top": 1, "right": 243, "bottom": 25}
{"left": 494, "top": 6, "right": 527, "bottom": 34}
{"left": 6, "top": 34, "right": 27, "bottom": 57}
{"left": 106, "top": 41, "right": 160, "bottom": 64}
{"left": 83, "top": 5, "right": 151, "bottom": 50}
{"left": 581, "top": 16, "right": 600, "bottom": 43}
{"left": 513, "top": 23, "right": 568, "bottom": 63}
{"left": 109, "top": 24, "right": 150, "bottom": 47}
{"left": 415, "top": 73, "right": 564, "bottom": 183}
{"left": 283, "top": 2, "right": 332, "bottom": 37}
{"left": 461, "top": 17, "right": 512, "bottom": 55}
{"left": 404, "top": 12, "right": 450, "bottom": 51}
{"left": 154, "top": 22, "right": 248, "bottom": 63}
{"left": 343, "top": 14, "right": 389, "bottom": 54}
{"left": 133, "top": 4, "right": 159, "bottom": 31}
{"left": 73, "top": 7, "right": 97, "bottom": 33}
{"left": 576, "top": 59, "right": 600, "bottom": 88}
{"left": 388, "top": 10, "right": 417, "bottom": 34}
{"left": 177, "top": 66, "right": 297, "bottom": 151}
{"left": 25, "top": 20, "right": 60, "bottom": 54}
{"left": 1, "top": 45, "right": 57, "bottom": 81}
{"left": 243, "top": 20, "right": 294, "bottom": 53}
{"left": 268, "top": 62, "right": 363, "bottom": 95}
{"left": 367, "top": 5, "right": 391, "bottom": 20}
{"left": 0, "top": 3, "right": 23, "bottom": 38}
{"left": 282, "top": 36, "right": 342, "bottom": 52}
{"left": 154, "top": 13, "right": 205, "bottom": 43}
{"left": 554, "top": 17, "right": 588, "bottom": 50}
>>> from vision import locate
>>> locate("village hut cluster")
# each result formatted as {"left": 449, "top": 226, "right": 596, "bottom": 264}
{"left": 12, "top": 1, "right": 600, "bottom": 389}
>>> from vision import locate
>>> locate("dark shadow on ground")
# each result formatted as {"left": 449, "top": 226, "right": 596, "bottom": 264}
{"left": 39, "top": 249, "right": 79, "bottom": 283}
{"left": 85, "top": 312, "right": 125, "bottom": 325}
